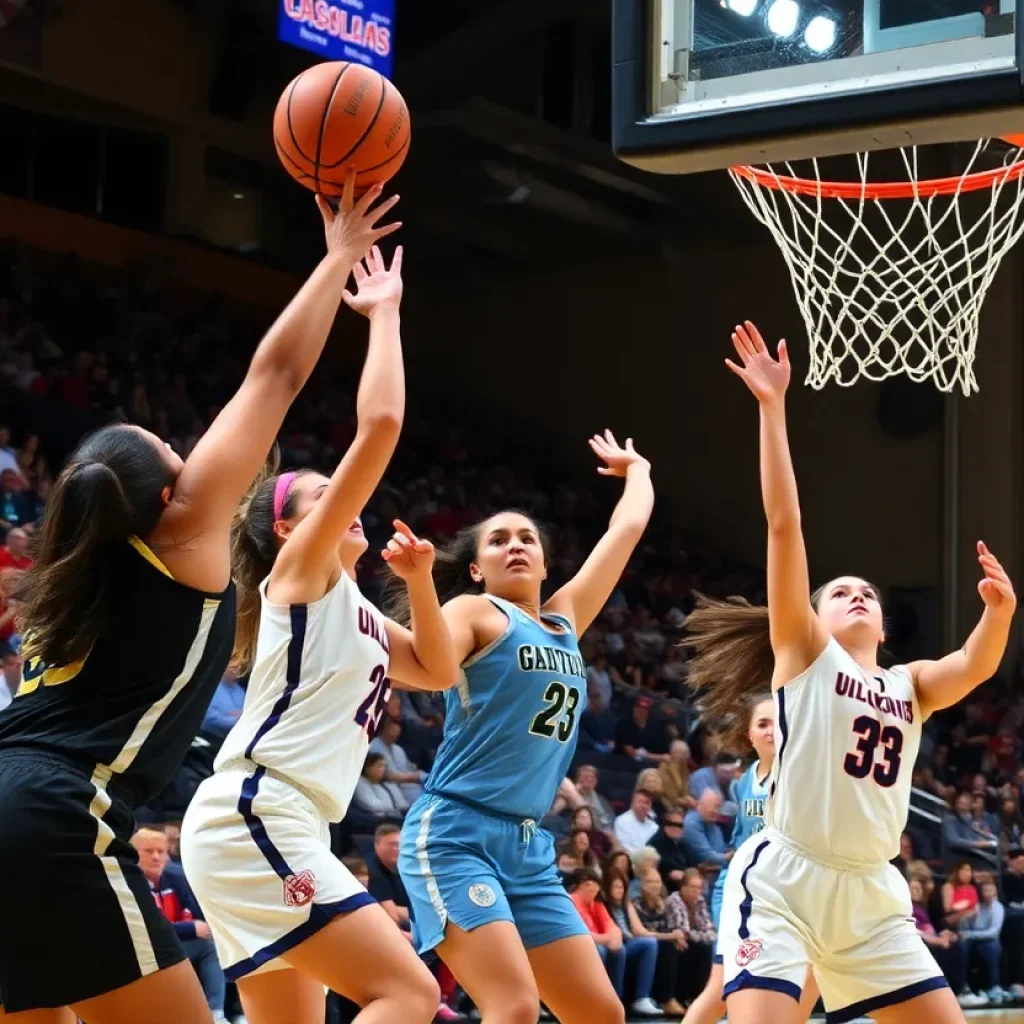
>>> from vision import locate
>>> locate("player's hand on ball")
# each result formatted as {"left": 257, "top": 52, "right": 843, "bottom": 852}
{"left": 589, "top": 430, "right": 650, "bottom": 478}
{"left": 382, "top": 519, "right": 434, "bottom": 582}
{"left": 977, "top": 541, "right": 1016, "bottom": 618}
{"left": 726, "top": 320, "right": 791, "bottom": 404}
{"left": 316, "top": 168, "right": 401, "bottom": 262}
{"left": 343, "top": 245, "right": 403, "bottom": 317}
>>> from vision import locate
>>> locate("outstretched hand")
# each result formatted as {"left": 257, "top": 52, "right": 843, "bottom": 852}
{"left": 589, "top": 430, "right": 649, "bottom": 478}
{"left": 725, "top": 321, "right": 791, "bottom": 404}
{"left": 316, "top": 168, "right": 401, "bottom": 263}
{"left": 382, "top": 519, "right": 435, "bottom": 583}
{"left": 977, "top": 541, "right": 1016, "bottom": 618}
{"left": 343, "top": 245, "right": 403, "bottom": 317}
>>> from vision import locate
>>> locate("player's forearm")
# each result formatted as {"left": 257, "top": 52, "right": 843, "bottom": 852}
{"left": 248, "top": 250, "right": 354, "bottom": 394}
{"left": 608, "top": 463, "right": 654, "bottom": 535}
{"left": 355, "top": 304, "right": 404, "bottom": 428}
{"left": 960, "top": 606, "right": 1013, "bottom": 688}
{"left": 759, "top": 401, "right": 801, "bottom": 531}
{"left": 405, "top": 574, "right": 458, "bottom": 688}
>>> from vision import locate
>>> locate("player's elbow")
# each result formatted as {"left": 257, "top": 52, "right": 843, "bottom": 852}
{"left": 766, "top": 512, "right": 802, "bottom": 536}
{"left": 360, "top": 409, "right": 404, "bottom": 446}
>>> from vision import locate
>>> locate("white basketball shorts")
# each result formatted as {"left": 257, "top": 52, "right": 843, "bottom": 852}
{"left": 718, "top": 828, "right": 947, "bottom": 1024}
{"left": 180, "top": 766, "right": 374, "bottom": 981}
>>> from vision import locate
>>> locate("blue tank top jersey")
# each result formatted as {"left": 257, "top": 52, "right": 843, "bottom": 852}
{"left": 425, "top": 595, "right": 588, "bottom": 823}
{"left": 712, "top": 761, "right": 770, "bottom": 899}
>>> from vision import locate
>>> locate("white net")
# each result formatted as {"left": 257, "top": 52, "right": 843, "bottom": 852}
{"left": 729, "top": 141, "right": 1024, "bottom": 395}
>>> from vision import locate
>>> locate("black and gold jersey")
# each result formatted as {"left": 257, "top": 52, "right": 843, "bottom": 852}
{"left": 0, "top": 537, "right": 236, "bottom": 807}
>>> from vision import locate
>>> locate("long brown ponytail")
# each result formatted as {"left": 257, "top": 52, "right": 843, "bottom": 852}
{"left": 682, "top": 596, "right": 774, "bottom": 749}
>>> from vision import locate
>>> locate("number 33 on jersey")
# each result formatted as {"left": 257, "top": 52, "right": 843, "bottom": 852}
{"left": 765, "top": 636, "right": 923, "bottom": 865}
{"left": 425, "top": 595, "right": 588, "bottom": 824}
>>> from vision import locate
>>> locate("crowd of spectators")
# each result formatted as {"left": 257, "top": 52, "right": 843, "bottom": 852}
{"left": 3, "top": 239, "right": 1024, "bottom": 1019}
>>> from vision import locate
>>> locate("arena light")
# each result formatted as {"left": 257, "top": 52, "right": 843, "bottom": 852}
{"left": 727, "top": 0, "right": 759, "bottom": 16}
{"left": 766, "top": 0, "right": 800, "bottom": 37}
{"left": 804, "top": 14, "right": 837, "bottom": 52}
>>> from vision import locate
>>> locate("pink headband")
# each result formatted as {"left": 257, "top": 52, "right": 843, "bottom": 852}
{"left": 273, "top": 472, "right": 297, "bottom": 521}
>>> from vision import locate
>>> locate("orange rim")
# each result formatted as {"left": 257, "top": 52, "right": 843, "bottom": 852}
{"left": 730, "top": 156, "right": 1024, "bottom": 200}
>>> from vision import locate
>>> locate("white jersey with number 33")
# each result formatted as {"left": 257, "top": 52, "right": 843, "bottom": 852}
{"left": 765, "top": 636, "right": 922, "bottom": 866}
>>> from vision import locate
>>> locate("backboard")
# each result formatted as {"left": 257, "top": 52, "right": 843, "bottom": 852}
{"left": 613, "top": 0, "right": 1024, "bottom": 174}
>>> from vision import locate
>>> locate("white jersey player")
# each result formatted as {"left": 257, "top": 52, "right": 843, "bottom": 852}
{"left": 181, "top": 242, "right": 457, "bottom": 1024}
{"left": 685, "top": 321, "right": 1016, "bottom": 1024}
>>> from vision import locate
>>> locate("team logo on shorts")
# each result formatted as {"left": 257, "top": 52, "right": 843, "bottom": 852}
{"left": 736, "top": 938, "right": 764, "bottom": 968}
{"left": 283, "top": 870, "right": 317, "bottom": 907}
{"left": 468, "top": 883, "right": 496, "bottom": 908}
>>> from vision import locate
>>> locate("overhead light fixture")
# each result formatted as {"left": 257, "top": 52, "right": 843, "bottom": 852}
{"left": 766, "top": 0, "right": 800, "bottom": 37}
{"left": 804, "top": 14, "right": 837, "bottom": 52}
{"left": 727, "top": 0, "right": 759, "bottom": 15}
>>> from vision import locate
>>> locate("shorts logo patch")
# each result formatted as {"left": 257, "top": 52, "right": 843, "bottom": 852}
{"left": 736, "top": 938, "right": 764, "bottom": 968}
{"left": 468, "top": 883, "right": 496, "bottom": 908}
{"left": 283, "top": 870, "right": 316, "bottom": 907}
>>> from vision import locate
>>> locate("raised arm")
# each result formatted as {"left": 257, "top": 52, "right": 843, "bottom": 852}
{"left": 910, "top": 542, "right": 1015, "bottom": 718}
{"left": 545, "top": 431, "right": 653, "bottom": 635}
{"left": 154, "top": 175, "right": 400, "bottom": 591}
{"left": 382, "top": 521, "right": 459, "bottom": 692}
{"left": 271, "top": 247, "right": 405, "bottom": 598}
{"left": 726, "top": 322, "right": 827, "bottom": 683}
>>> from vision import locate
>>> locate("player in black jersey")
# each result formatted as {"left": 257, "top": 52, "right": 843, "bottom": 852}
{"left": 0, "top": 173, "right": 400, "bottom": 1023}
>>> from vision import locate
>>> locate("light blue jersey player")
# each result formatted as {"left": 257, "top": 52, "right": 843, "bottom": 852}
{"left": 682, "top": 695, "right": 819, "bottom": 1024}
{"left": 391, "top": 432, "right": 654, "bottom": 1024}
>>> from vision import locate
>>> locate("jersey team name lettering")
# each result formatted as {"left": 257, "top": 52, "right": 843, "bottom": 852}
{"left": 834, "top": 672, "right": 913, "bottom": 723}
{"left": 516, "top": 645, "right": 586, "bottom": 679}
{"left": 358, "top": 608, "right": 390, "bottom": 655}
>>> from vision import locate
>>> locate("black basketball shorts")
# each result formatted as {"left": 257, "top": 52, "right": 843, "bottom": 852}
{"left": 0, "top": 749, "right": 184, "bottom": 1012}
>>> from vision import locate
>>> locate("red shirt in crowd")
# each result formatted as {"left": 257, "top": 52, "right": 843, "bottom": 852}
{"left": 571, "top": 892, "right": 615, "bottom": 937}
{"left": 0, "top": 548, "right": 31, "bottom": 572}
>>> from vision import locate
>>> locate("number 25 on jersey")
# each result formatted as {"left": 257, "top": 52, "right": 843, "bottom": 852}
{"left": 529, "top": 681, "right": 581, "bottom": 743}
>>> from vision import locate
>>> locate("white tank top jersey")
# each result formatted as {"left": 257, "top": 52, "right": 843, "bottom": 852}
{"left": 214, "top": 570, "right": 392, "bottom": 823}
{"left": 765, "top": 636, "right": 922, "bottom": 867}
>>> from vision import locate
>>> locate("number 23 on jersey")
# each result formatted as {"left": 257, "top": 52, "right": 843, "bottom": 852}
{"left": 529, "top": 681, "right": 581, "bottom": 743}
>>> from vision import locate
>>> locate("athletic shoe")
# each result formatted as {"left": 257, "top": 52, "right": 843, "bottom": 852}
{"left": 435, "top": 1003, "right": 463, "bottom": 1022}
{"left": 631, "top": 997, "right": 665, "bottom": 1016}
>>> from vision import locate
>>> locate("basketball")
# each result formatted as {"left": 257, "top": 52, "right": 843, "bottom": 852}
{"left": 273, "top": 61, "right": 410, "bottom": 197}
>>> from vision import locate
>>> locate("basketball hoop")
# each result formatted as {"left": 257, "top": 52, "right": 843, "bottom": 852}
{"left": 729, "top": 139, "right": 1024, "bottom": 395}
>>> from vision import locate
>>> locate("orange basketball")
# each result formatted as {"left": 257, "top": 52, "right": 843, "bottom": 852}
{"left": 273, "top": 62, "right": 410, "bottom": 197}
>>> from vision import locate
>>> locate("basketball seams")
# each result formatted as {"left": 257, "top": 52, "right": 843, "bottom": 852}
{"left": 318, "top": 73, "right": 388, "bottom": 171}
{"left": 313, "top": 62, "right": 353, "bottom": 193}
{"left": 285, "top": 73, "right": 317, "bottom": 166}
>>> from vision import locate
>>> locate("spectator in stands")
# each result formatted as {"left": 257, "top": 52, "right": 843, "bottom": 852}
{"left": 575, "top": 764, "right": 616, "bottom": 833}
{"left": 600, "top": 873, "right": 666, "bottom": 1016}
{"left": 343, "top": 856, "right": 371, "bottom": 889}
{"left": 615, "top": 696, "right": 669, "bottom": 763}
{"left": 570, "top": 805, "right": 613, "bottom": 861}
{"left": 0, "top": 527, "right": 31, "bottom": 571}
{"left": 892, "top": 831, "right": 915, "bottom": 879}
{"left": 0, "top": 572, "right": 18, "bottom": 650}
{"left": 398, "top": 689, "right": 444, "bottom": 763}
{"left": 1002, "top": 848, "right": 1024, "bottom": 996}
{"left": 570, "top": 867, "right": 662, "bottom": 1017}
{"left": 351, "top": 752, "right": 408, "bottom": 830}
{"left": 943, "top": 791, "right": 999, "bottom": 870}
{"left": 0, "top": 642, "right": 20, "bottom": 709}
{"left": 369, "top": 713, "right": 426, "bottom": 804}
{"left": 604, "top": 850, "right": 633, "bottom": 887}
{"left": 366, "top": 824, "right": 410, "bottom": 931}
{"left": 971, "top": 793, "right": 1000, "bottom": 837}
{"left": 1000, "top": 797, "right": 1024, "bottom": 850}
{"left": 563, "top": 828, "right": 599, "bottom": 872}
{"left": 910, "top": 876, "right": 966, "bottom": 996}
{"left": 681, "top": 790, "right": 731, "bottom": 869}
{"left": 649, "top": 809, "right": 689, "bottom": 889}
{"left": 688, "top": 751, "right": 739, "bottom": 802}
{"left": 0, "top": 426, "right": 17, "bottom": 477}
{"left": 578, "top": 690, "right": 617, "bottom": 754}
{"left": 132, "top": 827, "right": 225, "bottom": 1021}
{"left": 636, "top": 767, "right": 667, "bottom": 817}
{"left": 633, "top": 868, "right": 687, "bottom": 1014}
{"left": 201, "top": 668, "right": 246, "bottom": 741}
{"left": 0, "top": 468, "right": 34, "bottom": 537}
{"left": 629, "top": 847, "right": 662, "bottom": 900}
{"left": 943, "top": 862, "right": 980, "bottom": 932}
{"left": 614, "top": 788, "right": 659, "bottom": 853}
{"left": 667, "top": 867, "right": 716, "bottom": 999}
{"left": 960, "top": 880, "right": 1008, "bottom": 1003}
{"left": 658, "top": 740, "right": 695, "bottom": 814}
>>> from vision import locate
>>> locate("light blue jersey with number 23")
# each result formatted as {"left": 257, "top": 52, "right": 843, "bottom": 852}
{"left": 425, "top": 594, "right": 588, "bottom": 823}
